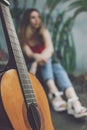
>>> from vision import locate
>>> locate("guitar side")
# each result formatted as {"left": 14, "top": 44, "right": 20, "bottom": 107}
{"left": 1, "top": 69, "right": 54, "bottom": 130}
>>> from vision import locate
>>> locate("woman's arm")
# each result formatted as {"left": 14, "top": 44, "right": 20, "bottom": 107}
{"left": 41, "top": 28, "right": 54, "bottom": 61}
{"left": 30, "top": 61, "right": 38, "bottom": 74}
{"left": 23, "top": 44, "right": 34, "bottom": 58}
{"left": 22, "top": 44, "right": 45, "bottom": 63}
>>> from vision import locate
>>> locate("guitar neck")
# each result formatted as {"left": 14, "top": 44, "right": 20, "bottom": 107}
{"left": 0, "top": 1, "right": 37, "bottom": 107}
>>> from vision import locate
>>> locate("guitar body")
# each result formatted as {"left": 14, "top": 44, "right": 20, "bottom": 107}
{"left": 1, "top": 69, "right": 54, "bottom": 130}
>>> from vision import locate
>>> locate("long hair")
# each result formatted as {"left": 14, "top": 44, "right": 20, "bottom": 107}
{"left": 18, "top": 8, "right": 41, "bottom": 47}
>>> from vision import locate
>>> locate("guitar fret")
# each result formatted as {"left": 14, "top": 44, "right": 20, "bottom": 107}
{"left": 9, "top": 36, "right": 20, "bottom": 48}
{"left": 17, "top": 69, "right": 27, "bottom": 74}
{"left": 2, "top": 5, "right": 9, "bottom": 16}
{"left": 8, "top": 26, "right": 14, "bottom": 32}
{"left": 4, "top": 14, "right": 14, "bottom": 25}
{"left": 19, "top": 71, "right": 27, "bottom": 74}
{"left": 15, "top": 54, "right": 24, "bottom": 61}
{"left": 26, "top": 98, "right": 36, "bottom": 102}
{"left": 23, "top": 84, "right": 32, "bottom": 89}
{"left": 22, "top": 81, "right": 31, "bottom": 86}
{"left": 1, "top": 6, "right": 19, "bottom": 47}
{"left": 17, "top": 63, "right": 27, "bottom": 73}
{"left": 15, "top": 55, "right": 24, "bottom": 62}
{"left": 7, "top": 24, "right": 17, "bottom": 39}
{"left": 25, "top": 93, "right": 34, "bottom": 96}
{"left": 11, "top": 39, "right": 20, "bottom": 44}
{"left": 18, "top": 69, "right": 28, "bottom": 76}
{"left": 22, "top": 84, "right": 32, "bottom": 89}
{"left": 20, "top": 77, "right": 29, "bottom": 81}
{"left": 23, "top": 89, "right": 33, "bottom": 93}
{"left": 13, "top": 48, "right": 22, "bottom": 53}
{"left": 16, "top": 62, "right": 24, "bottom": 67}
{"left": 2, "top": 14, "right": 15, "bottom": 30}
{"left": 16, "top": 61, "right": 26, "bottom": 67}
{"left": 18, "top": 65, "right": 27, "bottom": 69}
{"left": 18, "top": 68, "right": 27, "bottom": 73}
{"left": 12, "top": 43, "right": 21, "bottom": 51}
{"left": 26, "top": 97, "right": 35, "bottom": 100}
{"left": 20, "top": 76, "right": 29, "bottom": 82}
{"left": 15, "top": 58, "right": 25, "bottom": 64}
{"left": 18, "top": 72, "right": 28, "bottom": 79}
{"left": 25, "top": 91, "right": 35, "bottom": 95}
{"left": 5, "top": 22, "right": 14, "bottom": 33}
{"left": 25, "top": 96, "right": 35, "bottom": 99}
{"left": 13, "top": 47, "right": 23, "bottom": 53}
{"left": 23, "top": 82, "right": 30, "bottom": 85}
{"left": 26, "top": 98, "right": 36, "bottom": 104}
{"left": 19, "top": 75, "right": 27, "bottom": 79}
{"left": 19, "top": 71, "right": 26, "bottom": 75}
{"left": 23, "top": 87, "right": 33, "bottom": 90}
{"left": 10, "top": 35, "right": 18, "bottom": 45}
{"left": 9, "top": 33, "right": 17, "bottom": 40}
{"left": 24, "top": 92, "right": 34, "bottom": 98}
{"left": 7, "top": 25, "right": 15, "bottom": 34}
{"left": 24, "top": 93, "right": 34, "bottom": 97}
{"left": 27, "top": 102, "right": 37, "bottom": 105}
{"left": 20, "top": 76, "right": 26, "bottom": 79}
{"left": 1, "top": 6, "right": 16, "bottom": 36}
{"left": 12, "top": 43, "right": 20, "bottom": 51}
{"left": 15, "top": 57, "right": 24, "bottom": 63}
{"left": 13, "top": 51, "right": 23, "bottom": 59}
{"left": 22, "top": 79, "right": 31, "bottom": 82}
{"left": 24, "top": 92, "right": 34, "bottom": 97}
{"left": 2, "top": 7, "right": 14, "bottom": 26}
{"left": 24, "top": 91, "right": 35, "bottom": 96}
{"left": 5, "top": 18, "right": 14, "bottom": 30}
{"left": 8, "top": 28, "right": 17, "bottom": 38}
{"left": 24, "top": 88, "right": 33, "bottom": 91}
{"left": 9, "top": 37, "right": 19, "bottom": 47}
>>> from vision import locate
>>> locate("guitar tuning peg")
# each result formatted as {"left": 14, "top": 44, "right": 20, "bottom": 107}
{"left": 1, "top": 0, "right": 10, "bottom": 6}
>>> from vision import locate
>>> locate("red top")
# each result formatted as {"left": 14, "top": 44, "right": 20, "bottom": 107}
{"left": 25, "top": 43, "right": 45, "bottom": 64}
{"left": 29, "top": 43, "right": 45, "bottom": 53}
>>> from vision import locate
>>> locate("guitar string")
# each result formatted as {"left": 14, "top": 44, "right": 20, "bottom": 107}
{"left": 1, "top": 4, "right": 37, "bottom": 106}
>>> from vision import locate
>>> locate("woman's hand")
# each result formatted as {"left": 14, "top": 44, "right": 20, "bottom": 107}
{"left": 34, "top": 53, "right": 48, "bottom": 65}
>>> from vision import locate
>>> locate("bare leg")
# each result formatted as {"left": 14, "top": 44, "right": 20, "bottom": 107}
{"left": 46, "top": 79, "right": 67, "bottom": 111}
{"left": 46, "top": 79, "right": 59, "bottom": 93}
{"left": 65, "top": 87, "right": 87, "bottom": 117}
{"left": 65, "top": 87, "right": 81, "bottom": 109}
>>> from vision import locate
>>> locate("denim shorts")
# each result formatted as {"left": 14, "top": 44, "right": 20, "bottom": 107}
{"left": 40, "top": 59, "right": 73, "bottom": 91}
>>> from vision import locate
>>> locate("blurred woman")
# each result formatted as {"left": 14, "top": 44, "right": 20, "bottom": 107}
{"left": 19, "top": 8, "right": 87, "bottom": 118}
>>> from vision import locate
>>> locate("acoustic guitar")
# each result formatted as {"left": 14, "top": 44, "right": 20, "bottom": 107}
{"left": 0, "top": 0, "right": 54, "bottom": 130}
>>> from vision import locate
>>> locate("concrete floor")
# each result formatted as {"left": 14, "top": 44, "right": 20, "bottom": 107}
{"left": 51, "top": 106, "right": 87, "bottom": 130}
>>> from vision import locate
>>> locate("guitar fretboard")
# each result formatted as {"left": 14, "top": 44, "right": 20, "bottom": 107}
{"left": 0, "top": 3, "right": 37, "bottom": 107}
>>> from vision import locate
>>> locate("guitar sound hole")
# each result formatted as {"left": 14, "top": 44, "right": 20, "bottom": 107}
{"left": 27, "top": 103, "right": 41, "bottom": 130}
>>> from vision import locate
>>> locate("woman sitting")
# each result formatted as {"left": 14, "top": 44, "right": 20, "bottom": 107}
{"left": 19, "top": 8, "right": 87, "bottom": 118}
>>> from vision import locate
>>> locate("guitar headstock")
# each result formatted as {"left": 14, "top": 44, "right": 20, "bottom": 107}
{"left": 0, "top": 0, "right": 10, "bottom": 6}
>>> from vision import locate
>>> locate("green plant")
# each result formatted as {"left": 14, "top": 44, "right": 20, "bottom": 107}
{"left": 10, "top": 0, "right": 87, "bottom": 73}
